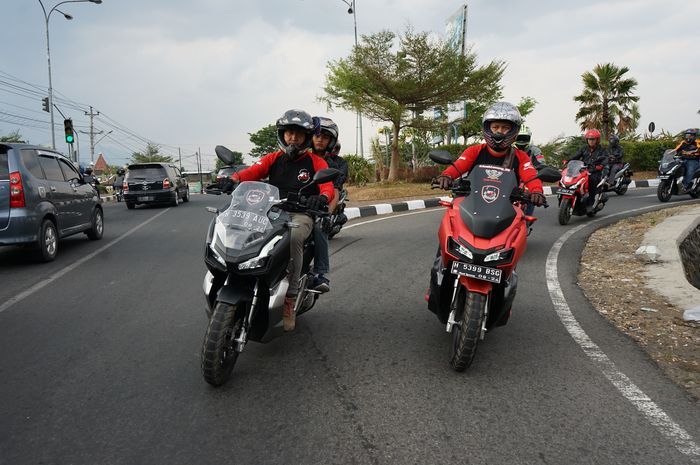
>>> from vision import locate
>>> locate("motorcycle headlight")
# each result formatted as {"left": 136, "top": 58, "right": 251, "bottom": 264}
{"left": 447, "top": 237, "right": 473, "bottom": 262}
{"left": 483, "top": 248, "right": 514, "bottom": 264}
{"left": 661, "top": 162, "right": 669, "bottom": 169}
{"left": 237, "top": 256, "right": 269, "bottom": 270}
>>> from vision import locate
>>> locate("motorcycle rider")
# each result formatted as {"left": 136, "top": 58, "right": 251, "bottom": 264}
{"left": 606, "top": 134, "right": 625, "bottom": 185}
{"left": 570, "top": 129, "right": 608, "bottom": 212}
{"left": 112, "top": 167, "right": 126, "bottom": 197}
{"left": 229, "top": 109, "right": 334, "bottom": 331}
{"left": 309, "top": 117, "right": 349, "bottom": 293}
{"left": 432, "top": 102, "right": 546, "bottom": 207}
{"left": 514, "top": 126, "right": 545, "bottom": 216}
{"left": 674, "top": 128, "right": 700, "bottom": 192}
{"left": 83, "top": 167, "right": 100, "bottom": 199}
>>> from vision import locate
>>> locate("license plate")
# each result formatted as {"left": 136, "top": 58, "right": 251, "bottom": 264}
{"left": 138, "top": 196, "right": 154, "bottom": 201}
{"left": 658, "top": 175, "right": 670, "bottom": 180}
{"left": 451, "top": 261, "right": 502, "bottom": 284}
{"left": 558, "top": 188, "right": 574, "bottom": 195}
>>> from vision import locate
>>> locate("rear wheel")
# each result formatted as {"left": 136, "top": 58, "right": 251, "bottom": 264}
{"left": 182, "top": 188, "right": 190, "bottom": 203}
{"left": 615, "top": 183, "right": 628, "bottom": 195}
{"left": 449, "top": 290, "right": 486, "bottom": 372}
{"left": 36, "top": 219, "right": 58, "bottom": 262}
{"left": 126, "top": 202, "right": 135, "bottom": 210}
{"left": 558, "top": 198, "right": 572, "bottom": 225}
{"left": 657, "top": 181, "right": 672, "bottom": 202}
{"left": 201, "top": 302, "right": 244, "bottom": 387}
{"left": 171, "top": 192, "right": 179, "bottom": 207}
{"left": 86, "top": 208, "right": 104, "bottom": 240}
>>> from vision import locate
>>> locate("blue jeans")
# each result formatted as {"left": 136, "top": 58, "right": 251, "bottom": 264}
{"left": 682, "top": 158, "right": 699, "bottom": 188}
{"left": 313, "top": 223, "right": 329, "bottom": 275}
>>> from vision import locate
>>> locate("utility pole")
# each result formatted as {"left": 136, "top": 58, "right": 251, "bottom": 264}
{"left": 198, "top": 147, "right": 203, "bottom": 193}
{"left": 83, "top": 106, "right": 102, "bottom": 162}
{"left": 178, "top": 147, "right": 182, "bottom": 171}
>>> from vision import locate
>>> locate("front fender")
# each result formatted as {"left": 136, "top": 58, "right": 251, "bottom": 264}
{"left": 458, "top": 275, "right": 492, "bottom": 295}
{"left": 217, "top": 282, "right": 254, "bottom": 306}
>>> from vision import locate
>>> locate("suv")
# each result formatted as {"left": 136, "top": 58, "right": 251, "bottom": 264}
{"left": 123, "top": 163, "right": 189, "bottom": 209}
{"left": 0, "top": 143, "right": 103, "bottom": 262}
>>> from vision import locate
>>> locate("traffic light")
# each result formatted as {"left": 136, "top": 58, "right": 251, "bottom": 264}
{"left": 64, "top": 119, "right": 75, "bottom": 144}
{"left": 42, "top": 97, "right": 49, "bottom": 113}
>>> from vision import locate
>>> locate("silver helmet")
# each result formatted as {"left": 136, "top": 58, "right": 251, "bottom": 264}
{"left": 276, "top": 109, "right": 316, "bottom": 157}
{"left": 314, "top": 116, "right": 339, "bottom": 153}
{"left": 482, "top": 102, "right": 522, "bottom": 151}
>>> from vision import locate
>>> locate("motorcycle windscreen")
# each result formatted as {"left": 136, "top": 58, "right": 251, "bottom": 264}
{"left": 658, "top": 150, "right": 678, "bottom": 172}
{"left": 562, "top": 160, "right": 585, "bottom": 182}
{"left": 459, "top": 165, "right": 518, "bottom": 238}
{"left": 214, "top": 181, "right": 280, "bottom": 252}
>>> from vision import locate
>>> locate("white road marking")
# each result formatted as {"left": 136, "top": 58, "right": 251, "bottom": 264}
{"left": 0, "top": 209, "right": 171, "bottom": 314}
{"left": 545, "top": 201, "right": 700, "bottom": 459}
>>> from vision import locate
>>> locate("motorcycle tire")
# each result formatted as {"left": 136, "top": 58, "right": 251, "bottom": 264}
{"left": 615, "top": 183, "right": 628, "bottom": 195}
{"left": 449, "top": 290, "right": 485, "bottom": 372}
{"left": 201, "top": 302, "right": 244, "bottom": 387}
{"left": 657, "top": 181, "right": 672, "bottom": 202}
{"left": 558, "top": 198, "right": 572, "bottom": 225}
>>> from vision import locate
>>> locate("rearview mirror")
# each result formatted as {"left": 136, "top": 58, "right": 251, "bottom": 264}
{"left": 312, "top": 168, "right": 340, "bottom": 185}
{"left": 215, "top": 145, "right": 236, "bottom": 166}
{"left": 537, "top": 166, "right": 561, "bottom": 183}
{"left": 429, "top": 150, "right": 453, "bottom": 165}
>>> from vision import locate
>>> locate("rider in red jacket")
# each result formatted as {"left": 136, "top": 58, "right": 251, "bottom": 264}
{"left": 434, "top": 102, "right": 545, "bottom": 205}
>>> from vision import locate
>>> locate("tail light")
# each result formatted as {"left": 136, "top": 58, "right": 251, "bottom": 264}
{"left": 9, "top": 171, "right": 26, "bottom": 208}
{"left": 163, "top": 178, "right": 171, "bottom": 189}
{"left": 122, "top": 181, "right": 129, "bottom": 192}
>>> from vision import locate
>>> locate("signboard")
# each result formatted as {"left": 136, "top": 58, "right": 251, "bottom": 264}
{"left": 445, "top": 4, "right": 468, "bottom": 56}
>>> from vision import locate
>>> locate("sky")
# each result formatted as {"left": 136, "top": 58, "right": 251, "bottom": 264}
{"left": 1, "top": 0, "right": 698, "bottom": 171}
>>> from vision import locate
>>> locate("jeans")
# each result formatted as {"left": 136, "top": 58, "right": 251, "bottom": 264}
{"left": 313, "top": 223, "right": 329, "bottom": 275}
{"left": 287, "top": 213, "right": 314, "bottom": 297}
{"left": 682, "top": 158, "right": 699, "bottom": 188}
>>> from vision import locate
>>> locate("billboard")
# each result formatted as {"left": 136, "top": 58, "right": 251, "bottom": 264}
{"left": 445, "top": 4, "right": 468, "bottom": 56}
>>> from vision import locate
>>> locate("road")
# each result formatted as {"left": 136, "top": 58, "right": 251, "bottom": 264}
{"left": 0, "top": 189, "right": 698, "bottom": 465}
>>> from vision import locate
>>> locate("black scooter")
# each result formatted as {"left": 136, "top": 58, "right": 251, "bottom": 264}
{"left": 604, "top": 162, "right": 633, "bottom": 195}
{"left": 657, "top": 149, "right": 700, "bottom": 202}
{"left": 200, "top": 146, "right": 339, "bottom": 387}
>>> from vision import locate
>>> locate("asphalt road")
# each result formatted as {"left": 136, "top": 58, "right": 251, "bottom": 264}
{"left": 0, "top": 189, "right": 698, "bottom": 465}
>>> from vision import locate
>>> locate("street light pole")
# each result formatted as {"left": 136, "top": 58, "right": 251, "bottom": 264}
{"left": 339, "top": 0, "right": 364, "bottom": 158}
{"left": 37, "top": 0, "right": 102, "bottom": 149}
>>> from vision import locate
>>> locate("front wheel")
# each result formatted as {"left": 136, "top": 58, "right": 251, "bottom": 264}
{"left": 449, "top": 290, "right": 486, "bottom": 372}
{"left": 86, "top": 208, "right": 104, "bottom": 240}
{"left": 657, "top": 181, "right": 672, "bottom": 202}
{"left": 201, "top": 302, "right": 244, "bottom": 387}
{"left": 182, "top": 188, "right": 190, "bottom": 203}
{"left": 558, "top": 198, "right": 572, "bottom": 225}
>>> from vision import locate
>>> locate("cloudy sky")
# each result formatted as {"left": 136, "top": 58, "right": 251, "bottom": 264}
{"left": 1, "top": 0, "right": 698, "bottom": 170}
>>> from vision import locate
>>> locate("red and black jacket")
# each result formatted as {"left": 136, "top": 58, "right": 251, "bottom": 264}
{"left": 233, "top": 149, "right": 334, "bottom": 202}
{"left": 442, "top": 144, "right": 544, "bottom": 194}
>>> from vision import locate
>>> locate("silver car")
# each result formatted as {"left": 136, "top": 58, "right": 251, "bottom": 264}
{"left": 0, "top": 143, "right": 103, "bottom": 262}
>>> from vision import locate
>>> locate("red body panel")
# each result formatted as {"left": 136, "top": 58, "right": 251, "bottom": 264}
{"left": 559, "top": 164, "right": 590, "bottom": 206}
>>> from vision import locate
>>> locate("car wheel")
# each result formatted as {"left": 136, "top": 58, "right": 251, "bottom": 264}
{"left": 36, "top": 219, "right": 58, "bottom": 262}
{"left": 86, "top": 208, "right": 104, "bottom": 240}
{"left": 183, "top": 188, "right": 190, "bottom": 203}
{"left": 126, "top": 202, "right": 135, "bottom": 210}
{"left": 171, "top": 191, "right": 179, "bottom": 207}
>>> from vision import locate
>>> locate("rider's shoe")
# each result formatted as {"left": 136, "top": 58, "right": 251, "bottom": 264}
{"left": 312, "top": 274, "right": 330, "bottom": 293}
{"left": 283, "top": 296, "right": 296, "bottom": 332}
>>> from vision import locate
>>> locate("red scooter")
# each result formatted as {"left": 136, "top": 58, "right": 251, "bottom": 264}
{"left": 426, "top": 151, "right": 560, "bottom": 371}
{"left": 557, "top": 160, "right": 607, "bottom": 225}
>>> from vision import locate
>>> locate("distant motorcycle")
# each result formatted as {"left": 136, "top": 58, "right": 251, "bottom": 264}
{"left": 657, "top": 149, "right": 700, "bottom": 202}
{"left": 324, "top": 188, "right": 348, "bottom": 239}
{"left": 557, "top": 160, "right": 607, "bottom": 225}
{"left": 604, "top": 162, "right": 633, "bottom": 195}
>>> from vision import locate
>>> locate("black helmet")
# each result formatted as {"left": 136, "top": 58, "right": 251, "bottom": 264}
{"left": 482, "top": 102, "right": 522, "bottom": 151}
{"left": 608, "top": 134, "right": 620, "bottom": 146}
{"left": 684, "top": 128, "right": 697, "bottom": 143}
{"left": 276, "top": 109, "right": 316, "bottom": 157}
{"left": 330, "top": 141, "right": 341, "bottom": 157}
{"left": 116, "top": 168, "right": 125, "bottom": 175}
{"left": 313, "top": 116, "right": 339, "bottom": 153}
{"left": 84, "top": 167, "right": 93, "bottom": 175}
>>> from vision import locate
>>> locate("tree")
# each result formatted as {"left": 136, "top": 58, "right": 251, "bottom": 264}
{"left": 130, "top": 142, "right": 173, "bottom": 163}
{"left": 0, "top": 129, "right": 23, "bottom": 142}
{"left": 249, "top": 124, "right": 278, "bottom": 158}
{"left": 322, "top": 27, "right": 504, "bottom": 181}
{"left": 574, "top": 63, "right": 639, "bottom": 140}
{"left": 215, "top": 151, "right": 244, "bottom": 170}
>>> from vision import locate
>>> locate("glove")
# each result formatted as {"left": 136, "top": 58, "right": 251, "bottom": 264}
{"left": 432, "top": 175, "right": 453, "bottom": 190}
{"left": 305, "top": 194, "right": 328, "bottom": 212}
{"left": 219, "top": 177, "right": 236, "bottom": 194}
{"left": 530, "top": 192, "right": 546, "bottom": 207}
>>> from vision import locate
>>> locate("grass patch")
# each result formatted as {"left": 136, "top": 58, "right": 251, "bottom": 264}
{"left": 346, "top": 182, "right": 436, "bottom": 201}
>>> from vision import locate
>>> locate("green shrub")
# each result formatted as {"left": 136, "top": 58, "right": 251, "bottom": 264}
{"left": 344, "top": 155, "right": 374, "bottom": 186}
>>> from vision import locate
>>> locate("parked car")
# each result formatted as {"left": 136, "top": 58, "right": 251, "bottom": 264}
{"left": 215, "top": 164, "right": 248, "bottom": 183}
{"left": 123, "top": 162, "right": 189, "bottom": 209}
{"left": 0, "top": 143, "right": 103, "bottom": 262}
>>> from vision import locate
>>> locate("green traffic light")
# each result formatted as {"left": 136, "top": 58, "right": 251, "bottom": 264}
{"left": 66, "top": 135, "right": 74, "bottom": 144}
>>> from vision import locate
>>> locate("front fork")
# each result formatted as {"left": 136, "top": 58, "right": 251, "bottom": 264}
{"left": 446, "top": 279, "right": 489, "bottom": 340}
{"left": 234, "top": 282, "right": 259, "bottom": 353}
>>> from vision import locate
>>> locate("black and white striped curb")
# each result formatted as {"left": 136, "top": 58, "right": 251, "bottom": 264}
{"left": 345, "top": 178, "right": 660, "bottom": 220}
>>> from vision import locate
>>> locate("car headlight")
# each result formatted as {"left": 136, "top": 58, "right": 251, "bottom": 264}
{"left": 483, "top": 248, "right": 514, "bottom": 264}
{"left": 448, "top": 237, "right": 473, "bottom": 262}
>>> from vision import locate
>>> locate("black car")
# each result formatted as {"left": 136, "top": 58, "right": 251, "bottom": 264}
{"left": 215, "top": 164, "right": 248, "bottom": 183}
{"left": 123, "top": 163, "right": 189, "bottom": 209}
{"left": 0, "top": 143, "right": 103, "bottom": 261}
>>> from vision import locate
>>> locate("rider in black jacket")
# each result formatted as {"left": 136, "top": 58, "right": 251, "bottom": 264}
{"left": 606, "top": 134, "right": 625, "bottom": 184}
{"left": 571, "top": 129, "right": 608, "bottom": 211}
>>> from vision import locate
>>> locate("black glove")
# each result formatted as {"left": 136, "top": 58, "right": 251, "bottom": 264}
{"left": 219, "top": 178, "right": 236, "bottom": 194}
{"left": 530, "top": 192, "right": 546, "bottom": 207}
{"left": 431, "top": 175, "right": 453, "bottom": 190}
{"left": 305, "top": 194, "right": 328, "bottom": 212}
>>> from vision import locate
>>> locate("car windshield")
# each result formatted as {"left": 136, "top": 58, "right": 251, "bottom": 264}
{"left": 214, "top": 181, "right": 280, "bottom": 250}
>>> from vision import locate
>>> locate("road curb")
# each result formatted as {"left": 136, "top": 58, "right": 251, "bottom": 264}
{"left": 345, "top": 178, "right": 660, "bottom": 220}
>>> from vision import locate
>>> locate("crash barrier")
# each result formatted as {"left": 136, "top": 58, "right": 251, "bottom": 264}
{"left": 679, "top": 223, "right": 700, "bottom": 292}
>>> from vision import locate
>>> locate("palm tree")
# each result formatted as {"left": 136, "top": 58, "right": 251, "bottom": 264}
{"left": 573, "top": 63, "right": 639, "bottom": 140}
